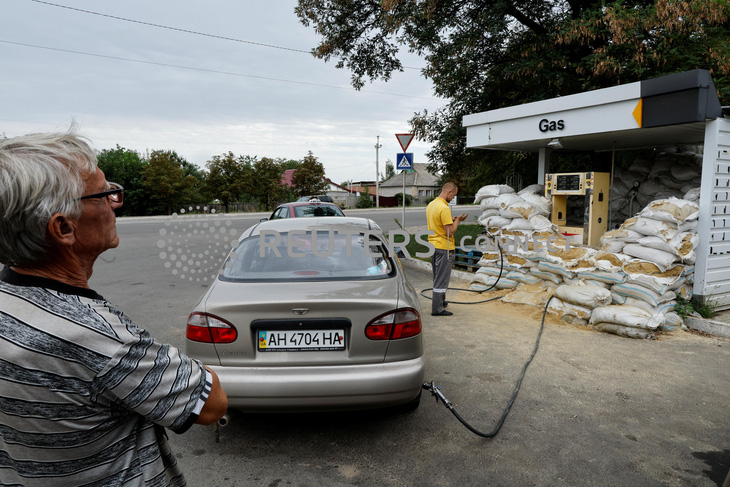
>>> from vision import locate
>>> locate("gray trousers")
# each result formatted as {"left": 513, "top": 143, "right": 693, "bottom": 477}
{"left": 431, "top": 248, "right": 452, "bottom": 314}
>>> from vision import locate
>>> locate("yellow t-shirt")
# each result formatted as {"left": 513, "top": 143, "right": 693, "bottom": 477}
{"left": 426, "top": 197, "right": 454, "bottom": 250}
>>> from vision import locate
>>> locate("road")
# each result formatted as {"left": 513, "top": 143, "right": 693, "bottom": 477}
{"left": 89, "top": 208, "right": 730, "bottom": 487}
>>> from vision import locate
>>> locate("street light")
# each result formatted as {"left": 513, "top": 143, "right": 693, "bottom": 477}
{"left": 375, "top": 135, "right": 382, "bottom": 208}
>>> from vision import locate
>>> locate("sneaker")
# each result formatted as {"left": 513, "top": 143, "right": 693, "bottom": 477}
{"left": 431, "top": 310, "right": 453, "bottom": 316}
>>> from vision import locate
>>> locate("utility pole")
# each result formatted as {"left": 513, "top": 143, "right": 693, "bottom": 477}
{"left": 375, "top": 135, "right": 382, "bottom": 208}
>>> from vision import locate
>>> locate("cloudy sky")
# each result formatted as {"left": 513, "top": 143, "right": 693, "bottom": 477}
{"left": 1, "top": 0, "right": 444, "bottom": 184}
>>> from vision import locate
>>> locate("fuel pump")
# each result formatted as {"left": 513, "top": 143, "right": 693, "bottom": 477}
{"left": 545, "top": 172, "right": 610, "bottom": 247}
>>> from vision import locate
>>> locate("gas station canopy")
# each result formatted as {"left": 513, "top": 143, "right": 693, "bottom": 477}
{"left": 463, "top": 69, "right": 724, "bottom": 153}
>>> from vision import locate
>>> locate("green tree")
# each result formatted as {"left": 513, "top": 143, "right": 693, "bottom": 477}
{"left": 356, "top": 187, "right": 374, "bottom": 208}
{"left": 292, "top": 151, "right": 329, "bottom": 197}
{"left": 384, "top": 159, "right": 395, "bottom": 181}
{"left": 204, "top": 152, "right": 252, "bottom": 212}
{"left": 142, "top": 150, "right": 195, "bottom": 214}
{"left": 96, "top": 145, "right": 148, "bottom": 216}
{"left": 251, "top": 157, "right": 287, "bottom": 211}
{"left": 296, "top": 0, "right": 730, "bottom": 189}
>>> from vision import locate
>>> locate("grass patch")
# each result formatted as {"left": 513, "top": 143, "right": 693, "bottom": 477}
{"left": 392, "top": 224, "right": 484, "bottom": 261}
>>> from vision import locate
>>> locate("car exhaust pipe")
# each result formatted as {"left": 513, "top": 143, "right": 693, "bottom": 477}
{"left": 217, "top": 411, "right": 234, "bottom": 427}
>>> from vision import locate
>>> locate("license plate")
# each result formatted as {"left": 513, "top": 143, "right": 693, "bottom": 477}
{"left": 257, "top": 329, "right": 345, "bottom": 352}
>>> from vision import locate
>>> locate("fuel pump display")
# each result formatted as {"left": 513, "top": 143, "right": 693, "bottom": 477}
{"left": 545, "top": 172, "right": 610, "bottom": 247}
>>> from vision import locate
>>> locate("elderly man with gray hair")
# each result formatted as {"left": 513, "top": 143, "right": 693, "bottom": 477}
{"left": 0, "top": 131, "right": 227, "bottom": 486}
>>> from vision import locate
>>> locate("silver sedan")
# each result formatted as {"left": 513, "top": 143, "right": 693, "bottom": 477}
{"left": 185, "top": 217, "right": 425, "bottom": 412}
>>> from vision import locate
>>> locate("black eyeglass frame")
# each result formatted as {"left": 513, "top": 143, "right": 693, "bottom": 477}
{"left": 78, "top": 182, "right": 124, "bottom": 203}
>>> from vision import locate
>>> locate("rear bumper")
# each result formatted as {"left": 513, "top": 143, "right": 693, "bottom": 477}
{"left": 210, "top": 356, "right": 425, "bottom": 411}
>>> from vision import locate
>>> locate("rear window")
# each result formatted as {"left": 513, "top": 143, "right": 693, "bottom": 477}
{"left": 294, "top": 205, "right": 342, "bottom": 217}
{"left": 220, "top": 230, "right": 395, "bottom": 281}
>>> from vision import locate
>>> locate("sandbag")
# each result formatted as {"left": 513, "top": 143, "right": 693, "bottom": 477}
{"left": 576, "top": 269, "right": 626, "bottom": 285}
{"left": 669, "top": 232, "right": 698, "bottom": 263}
{"left": 554, "top": 282, "right": 612, "bottom": 309}
{"left": 506, "top": 270, "right": 542, "bottom": 285}
{"left": 530, "top": 267, "right": 563, "bottom": 284}
{"left": 470, "top": 273, "right": 519, "bottom": 290}
{"left": 622, "top": 260, "right": 684, "bottom": 293}
{"left": 611, "top": 292, "right": 627, "bottom": 304}
{"left": 622, "top": 244, "right": 678, "bottom": 268}
{"left": 476, "top": 266, "right": 505, "bottom": 278}
{"left": 639, "top": 197, "right": 699, "bottom": 223}
{"left": 589, "top": 305, "right": 662, "bottom": 329}
{"left": 502, "top": 282, "right": 553, "bottom": 307}
{"left": 611, "top": 282, "right": 676, "bottom": 307}
{"left": 482, "top": 215, "right": 512, "bottom": 228}
{"left": 600, "top": 240, "right": 626, "bottom": 254}
{"left": 594, "top": 252, "right": 631, "bottom": 272}
{"left": 474, "top": 184, "right": 514, "bottom": 204}
{"left": 517, "top": 184, "right": 544, "bottom": 196}
{"left": 538, "top": 261, "right": 573, "bottom": 279}
{"left": 683, "top": 187, "right": 700, "bottom": 201}
{"left": 660, "top": 312, "right": 683, "bottom": 331}
{"left": 519, "top": 192, "right": 551, "bottom": 211}
{"left": 622, "top": 217, "right": 682, "bottom": 239}
{"left": 481, "top": 193, "right": 523, "bottom": 211}
{"left": 600, "top": 228, "right": 643, "bottom": 245}
{"left": 501, "top": 200, "right": 549, "bottom": 220}
{"left": 593, "top": 322, "right": 655, "bottom": 339}
{"left": 547, "top": 297, "right": 593, "bottom": 320}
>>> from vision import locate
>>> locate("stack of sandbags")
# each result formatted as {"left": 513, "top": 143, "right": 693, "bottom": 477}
{"left": 589, "top": 305, "right": 664, "bottom": 339}
{"left": 609, "top": 150, "right": 702, "bottom": 225}
{"left": 547, "top": 281, "right": 612, "bottom": 326}
{"left": 475, "top": 184, "right": 554, "bottom": 236}
{"left": 468, "top": 180, "right": 701, "bottom": 339}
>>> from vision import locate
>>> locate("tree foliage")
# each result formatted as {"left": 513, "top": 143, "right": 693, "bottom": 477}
{"left": 96, "top": 145, "right": 148, "bottom": 216}
{"left": 250, "top": 157, "right": 287, "bottom": 211}
{"left": 291, "top": 151, "right": 329, "bottom": 197}
{"left": 204, "top": 152, "right": 253, "bottom": 212}
{"left": 296, "top": 0, "right": 730, "bottom": 190}
{"left": 142, "top": 150, "right": 195, "bottom": 214}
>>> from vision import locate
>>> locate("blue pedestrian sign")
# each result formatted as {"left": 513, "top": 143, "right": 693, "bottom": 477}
{"left": 396, "top": 153, "right": 413, "bottom": 171}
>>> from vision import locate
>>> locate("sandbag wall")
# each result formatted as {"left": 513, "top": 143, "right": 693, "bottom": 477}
{"left": 469, "top": 150, "right": 702, "bottom": 339}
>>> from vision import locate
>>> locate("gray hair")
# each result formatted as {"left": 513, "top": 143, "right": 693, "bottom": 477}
{"left": 0, "top": 131, "right": 98, "bottom": 267}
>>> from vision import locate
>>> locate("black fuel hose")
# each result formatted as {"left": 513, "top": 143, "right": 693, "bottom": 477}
{"left": 423, "top": 295, "right": 554, "bottom": 438}
{"left": 419, "top": 233, "right": 505, "bottom": 305}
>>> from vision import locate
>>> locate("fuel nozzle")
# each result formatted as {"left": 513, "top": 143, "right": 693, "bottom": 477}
{"left": 422, "top": 381, "right": 454, "bottom": 410}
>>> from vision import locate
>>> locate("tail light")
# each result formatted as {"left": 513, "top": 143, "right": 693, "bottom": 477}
{"left": 186, "top": 312, "right": 238, "bottom": 343}
{"left": 365, "top": 308, "right": 422, "bottom": 340}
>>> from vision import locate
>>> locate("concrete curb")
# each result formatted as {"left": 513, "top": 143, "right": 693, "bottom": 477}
{"left": 684, "top": 316, "right": 730, "bottom": 338}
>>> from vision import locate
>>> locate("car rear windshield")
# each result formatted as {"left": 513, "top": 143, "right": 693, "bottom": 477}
{"left": 294, "top": 205, "right": 342, "bottom": 217}
{"left": 220, "top": 230, "right": 395, "bottom": 281}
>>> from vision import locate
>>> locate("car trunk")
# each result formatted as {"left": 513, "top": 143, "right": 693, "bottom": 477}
{"left": 204, "top": 277, "right": 401, "bottom": 367}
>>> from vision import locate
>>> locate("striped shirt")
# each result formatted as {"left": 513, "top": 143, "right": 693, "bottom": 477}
{"left": 0, "top": 267, "right": 211, "bottom": 486}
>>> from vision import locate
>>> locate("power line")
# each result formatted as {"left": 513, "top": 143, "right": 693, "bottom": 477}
{"left": 29, "top": 0, "right": 421, "bottom": 70}
{"left": 0, "top": 39, "right": 436, "bottom": 101}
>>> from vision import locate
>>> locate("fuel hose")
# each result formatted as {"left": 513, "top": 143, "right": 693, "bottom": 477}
{"left": 422, "top": 295, "right": 554, "bottom": 438}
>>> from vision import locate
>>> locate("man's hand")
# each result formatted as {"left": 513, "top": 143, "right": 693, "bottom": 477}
{"left": 455, "top": 213, "right": 468, "bottom": 222}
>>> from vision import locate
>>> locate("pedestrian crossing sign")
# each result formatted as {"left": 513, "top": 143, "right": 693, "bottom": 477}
{"left": 396, "top": 153, "right": 413, "bottom": 170}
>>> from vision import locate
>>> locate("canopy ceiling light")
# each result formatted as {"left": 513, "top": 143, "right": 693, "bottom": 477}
{"left": 547, "top": 138, "right": 563, "bottom": 149}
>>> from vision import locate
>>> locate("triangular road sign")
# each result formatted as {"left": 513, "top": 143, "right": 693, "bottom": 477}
{"left": 396, "top": 133, "right": 414, "bottom": 152}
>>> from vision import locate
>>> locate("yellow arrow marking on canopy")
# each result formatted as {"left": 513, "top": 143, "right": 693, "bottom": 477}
{"left": 633, "top": 98, "right": 643, "bottom": 127}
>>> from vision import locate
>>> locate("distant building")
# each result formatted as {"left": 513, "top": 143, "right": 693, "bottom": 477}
{"left": 379, "top": 163, "right": 440, "bottom": 199}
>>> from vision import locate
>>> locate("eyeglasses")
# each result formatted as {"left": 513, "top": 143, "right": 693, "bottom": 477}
{"left": 79, "top": 182, "right": 124, "bottom": 204}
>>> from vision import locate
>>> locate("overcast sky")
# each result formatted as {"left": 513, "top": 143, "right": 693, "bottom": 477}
{"left": 1, "top": 0, "right": 444, "bottom": 184}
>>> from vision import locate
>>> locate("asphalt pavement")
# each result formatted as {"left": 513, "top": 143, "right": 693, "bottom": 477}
{"left": 93, "top": 216, "right": 730, "bottom": 486}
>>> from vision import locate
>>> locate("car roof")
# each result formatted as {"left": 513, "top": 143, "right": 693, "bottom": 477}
{"left": 244, "top": 217, "right": 382, "bottom": 238}
{"left": 277, "top": 201, "right": 338, "bottom": 208}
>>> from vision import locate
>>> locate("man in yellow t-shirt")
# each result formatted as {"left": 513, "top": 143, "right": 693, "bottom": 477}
{"left": 426, "top": 182, "right": 468, "bottom": 316}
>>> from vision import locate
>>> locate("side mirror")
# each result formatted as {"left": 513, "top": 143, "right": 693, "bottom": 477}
{"left": 260, "top": 218, "right": 268, "bottom": 222}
